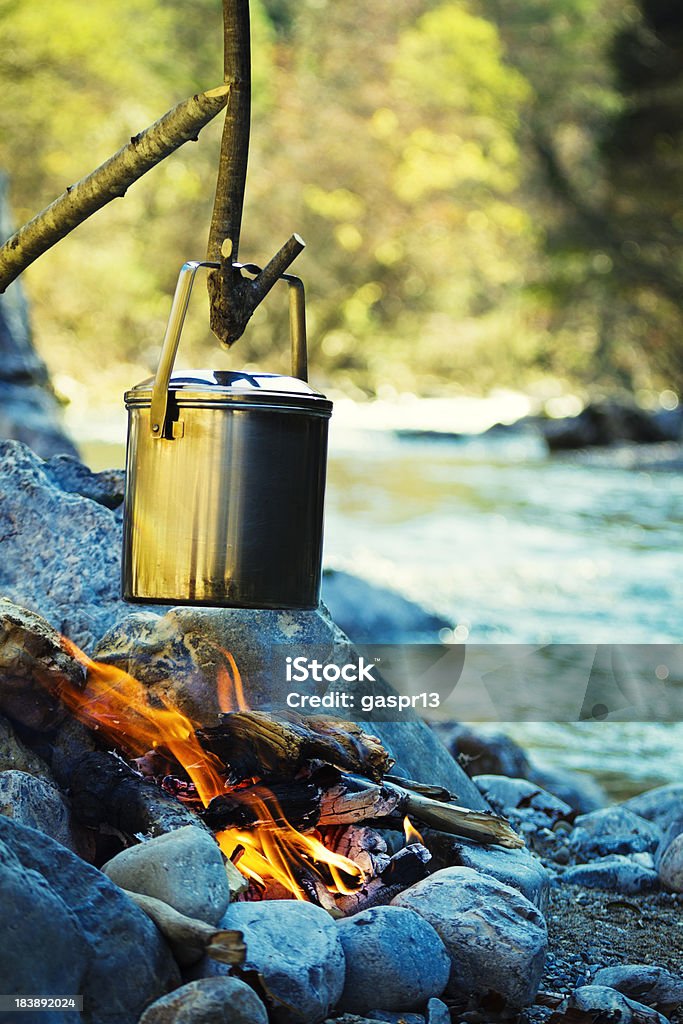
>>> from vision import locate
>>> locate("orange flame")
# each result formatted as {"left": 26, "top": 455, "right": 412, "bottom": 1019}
{"left": 216, "top": 649, "right": 248, "bottom": 714}
{"left": 59, "top": 637, "right": 363, "bottom": 900}
{"left": 403, "top": 815, "right": 424, "bottom": 846}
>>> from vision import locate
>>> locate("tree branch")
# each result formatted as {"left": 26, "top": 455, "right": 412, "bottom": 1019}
{"left": 207, "top": 1, "right": 305, "bottom": 347}
{"left": 0, "top": 86, "right": 230, "bottom": 293}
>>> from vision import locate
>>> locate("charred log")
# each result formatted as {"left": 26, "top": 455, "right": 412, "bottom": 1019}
{"left": 197, "top": 709, "right": 393, "bottom": 783}
{"left": 202, "top": 780, "right": 320, "bottom": 831}
{"left": 380, "top": 843, "right": 431, "bottom": 886}
{"left": 65, "top": 750, "right": 209, "bottom": 839}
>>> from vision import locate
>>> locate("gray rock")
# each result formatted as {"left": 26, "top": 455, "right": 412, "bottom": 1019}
{"left": 591, "top": 965, "right": 683, "bottom": 1015}
{"left": 0, "top": 179, "right": 79, "bottom": 463}
{"left": 658, "top": 832, "right": 683, "bottom": 892}
{"left": 436, "top": 724, "right": 532, "bottom": 778}
{"left": 0, "top": 441, "right": 128, "bottom": 651}
{"left": 102, "top": 825, "right": 230, "bottom": 926}
{"left": 0, "top": 597, "right": 85, "bottom": 732}
{"left": 336, "top": 906, "right": 450, "bottom": 1013}
{"left": 559, "top": 855, "right": 660, "bottom": 894}
{"left": 139, "top": 978, "right": 269, "bottom": 1024}
{"left": 474, "top": 775, "right": 573, "bottom": 833}
{"left": 570, "top": 985, "right": 670, "bottom": 1024}
{"left": 220, "top": 899, "right": 346, "bottom": 1024}
{"left": 622, "top": 784, "right": 683, "bottom": 831}
{"left": 0, "top": 711, "right": 52, "bottom": 779}
{"left": 435, "top": 724, "right": 606, "bottom": 812}
{"left": 425, "top": 999, "right": 450, "bottom": 1024}
{"left": 0, "top": 769, "right": 79, "bottom": 851}
{"left": 424, "top": 832, "right": 550, "bottom": 910}
{"left": 0, "top": 838, "right": 89, "bottom": 1024}
{"left": 568, "top": 807, "right": 662, "bottom": 862}
{"left": 527, "top": 764, "right": 607, "bottom": 813}
{"left": 41, "top": 455, "right": 125, "bottom": 510}
{"left": 0, "top": 816, "right": 180, "bottom": 1023}
{"left": 654, "top": 816, "right": 683, "bottom": 873}
{"left": 321, "top": 568, "right": 450, "bottom": 642}
{"left": 391, "top": 866, "right": 547, "bottom": 1009}
{"left": 94, "top": 606, "right": 488, "bottom": 805}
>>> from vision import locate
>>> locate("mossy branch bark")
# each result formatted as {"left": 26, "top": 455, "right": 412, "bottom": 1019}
{"left": 0, "top": 87, "right": 230, "bottom": 294}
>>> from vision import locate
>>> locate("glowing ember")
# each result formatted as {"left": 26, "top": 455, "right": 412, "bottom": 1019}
{"left": 403, "top": 815, "right": 424, "bottom": 846}
{"left": 58, "top": 637, "right": 364, "bottom": 901}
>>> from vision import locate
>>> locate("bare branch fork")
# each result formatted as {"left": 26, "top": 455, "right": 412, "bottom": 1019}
{"left": 207, "top": 0, "right": 305, "bottom": 346}
{"left": 0, "top": 87, "right": 230, "bottom": 294}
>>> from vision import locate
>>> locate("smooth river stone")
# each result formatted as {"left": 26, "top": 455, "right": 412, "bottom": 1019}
{"left": 0, "top": 816, "right": 179, "bottom": 1023}
{"left": 219, "top": 899, "right": 346, "bottom": 1024}
{"left": 391, "top": 866, "right": 547, "bottom": 1009}
{"left": 568, "top": 806, "right": 662, "bottom": 862}
{"left": 591, "top": 964, "right": 683, "bottom": 1016}
{"left": 560, "top": 855, "right": 660, "bottom": 894}
{"left": 570, "top": 986, "right": 670, "bottom": 1024}
{"left": 102, "top": 824, "right": 230, "bottom": 925}
{"left": 336, "top": 905, "right": 450, "bottom": 1013}
{"left": 139, "top": 978, "right": 269, "bottom": 1024}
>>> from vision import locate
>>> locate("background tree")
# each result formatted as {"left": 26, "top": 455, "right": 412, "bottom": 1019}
{"left": 0, "top": 0, "right": 679, "bottom": 405}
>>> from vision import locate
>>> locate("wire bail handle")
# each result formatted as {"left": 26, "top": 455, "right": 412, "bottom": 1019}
{"left": 150, "top": 259, "right": 308, "bottom": 437}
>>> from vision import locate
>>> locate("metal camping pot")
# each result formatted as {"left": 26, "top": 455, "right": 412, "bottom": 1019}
{"left": 122, "top": 260, "right": 332, "bottom": 609}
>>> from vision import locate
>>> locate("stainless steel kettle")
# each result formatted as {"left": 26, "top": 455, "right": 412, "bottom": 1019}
{"left": 122, "top": 260, "right": 332, "bottom": 609}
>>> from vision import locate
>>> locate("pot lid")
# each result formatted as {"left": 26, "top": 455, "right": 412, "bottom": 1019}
{"left": 125, "top": 370, "right": 332, "bottom": 412}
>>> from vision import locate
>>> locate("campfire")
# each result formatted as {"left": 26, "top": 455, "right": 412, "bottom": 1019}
{"left": 52, "top": 632, "right": 522, "bottom": 915}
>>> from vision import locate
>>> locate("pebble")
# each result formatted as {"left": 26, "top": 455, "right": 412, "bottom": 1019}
{"left": 425, "top": 998, "right": 451, "bottom": 1024}
{"left": 219, "top": 899, "right": 346, "bottom": 1024}
{"left": 139, "top": 978, "right": 269, "bottom": 1024}
{"left": 568, "top": 807, "right": 662, "bottom": 861}
{"left": 592, "top": 964, "right": 683, "bottom": 1015}
{"left": 559, "top": 855, "right": 660, "bottom": 894}
{"left": 336, "top": 905, "right": 450, "bottom": 1013}
{"left": 391, "top": 866, "right": 547, "bottom": 1009}
{"left": 570, "top": 985, "right": 670, "bottom": 1024}
{"left": 102, "top": 824, "right": 230, "bottom": 926}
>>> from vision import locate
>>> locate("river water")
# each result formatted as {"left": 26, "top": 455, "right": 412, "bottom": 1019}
{"left": 80, "top": 393, "right": 683, "bottom": 798}
{"left": 322, "top": 398, "right": 683, "bottom": 798}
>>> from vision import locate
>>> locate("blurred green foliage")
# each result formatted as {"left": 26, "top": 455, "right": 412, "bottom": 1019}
{"left": 0, "top": 0, "right": 681, "bottom": 400}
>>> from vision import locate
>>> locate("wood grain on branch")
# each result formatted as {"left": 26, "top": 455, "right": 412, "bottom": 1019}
{"left": 123, "top": 890, "right": 246, "bottom": 968}
{"left": 207, "top": 1, "right": 305, "bottom": 346}
{"left": 0, "top": 86, "right": 230, "bottom": 293}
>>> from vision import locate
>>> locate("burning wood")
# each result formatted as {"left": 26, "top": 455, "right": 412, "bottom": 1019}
{"left": 202, "top": 781, "right": 321, "bottom": 832}
{"left": 334, "top": 843, "right": 432, "bottom": 915}
{"left": 197, "top": 709, "right": 394, "bottom": 783}
{"left": 318, "top": 773, "right": 402, "bottom": 826}
{"left": 123, "top": 889, "right": 246, "bottom": 967}
{"left": 384, "top": 779, "right": 524, "bottom": 850}
{"left": 2, "top": 619, "right": 523, "bottom": 910}
{"left": 66, "top": 750, "right": 209, "bottom": 840}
